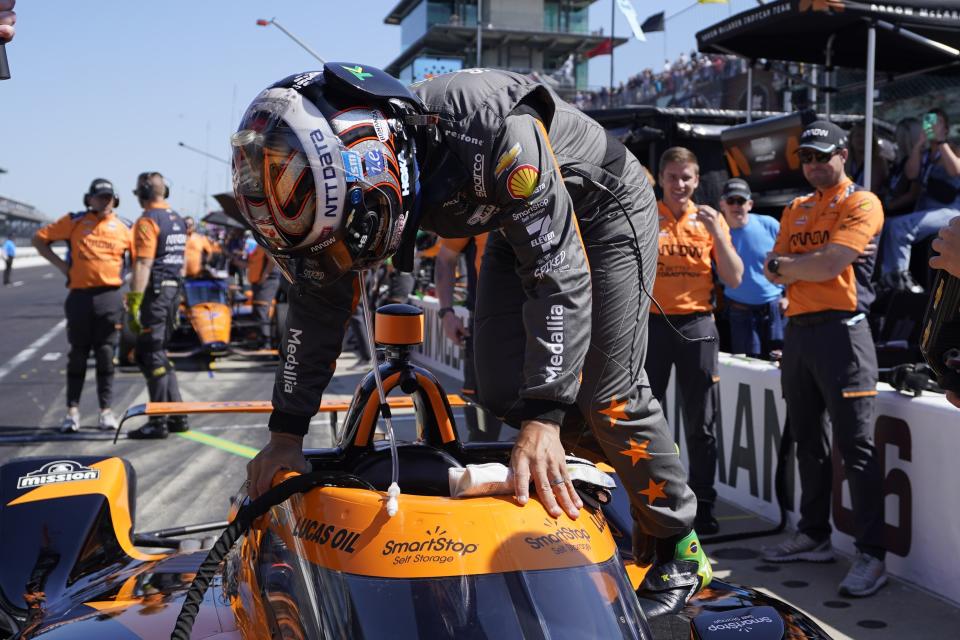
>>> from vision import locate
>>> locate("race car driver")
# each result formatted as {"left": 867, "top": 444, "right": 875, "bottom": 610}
{"left": 127, "top": 172, "right": 189, "bottom": 439}
{"left": 236, "top": 65, "right": 710, "bottom": 616}
{"left": 32, "top": 178, "right": 132, "bottom": 433}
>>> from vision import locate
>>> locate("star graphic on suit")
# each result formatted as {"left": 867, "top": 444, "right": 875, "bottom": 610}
{"left": 639, "top": 478, "right": 668, "bottom": 505}
{"left": 619, "top": 439, "right": 652, "bottom": 465}
{"left": 598, "top": 396, "right": 629, "bottom": 427}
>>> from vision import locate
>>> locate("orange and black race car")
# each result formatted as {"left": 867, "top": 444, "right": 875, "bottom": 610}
{"left": 118, "top": 271, "right": 283, "bottom": 366}
{"left": 1, "top": 305, "right": 831, "bottom": 639}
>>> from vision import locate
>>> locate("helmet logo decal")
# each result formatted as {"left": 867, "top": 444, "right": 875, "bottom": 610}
{"left": 342, "top": 65, "right": 373, "bottom": 82}
{"left": 398, "top": 150, "right": 411, "bottom": 197}
{"left": 308, "top": 128, "right": 343, "bottom": 218}
{"left": 341, "top": 151, "right": 364, "bottom": 182}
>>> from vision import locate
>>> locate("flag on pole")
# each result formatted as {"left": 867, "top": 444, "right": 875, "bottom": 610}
{"left": 640, "top": 11, "right": 665, "bottom": 33}
{"left": 585, "top": 38, "right": 614, "bottom": 59}
{"left": 615, "top": 0, "right": 647, "bottom": 42}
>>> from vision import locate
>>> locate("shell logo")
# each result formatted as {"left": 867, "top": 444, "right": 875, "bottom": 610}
{"left": 507, "top": 164, "right": 540, "bottom": 200}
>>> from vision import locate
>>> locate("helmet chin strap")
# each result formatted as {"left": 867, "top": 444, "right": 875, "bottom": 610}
{"left": 357, "top": 269, "right": 401, "bottom": 516}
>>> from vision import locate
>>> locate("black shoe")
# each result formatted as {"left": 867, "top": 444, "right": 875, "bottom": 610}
{"left": 694, "top": 501, "right": 719, "bottom": 536}
{"left": 635, "top": 531, "right": 711, "bottom": 619}
{"left": 635, "top": 559, "right": 704, "bottom": 619}
{"left": 168, "top": 416, "right": 190, "bottom": 433}
{"left": 880, "top": 270, "right": 924, "bottom": 295}
{"left": 128, "top": 418, "right": 169, "bottom": 440}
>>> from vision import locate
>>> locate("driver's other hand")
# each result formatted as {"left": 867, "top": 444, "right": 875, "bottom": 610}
{"left": 247, "top": 432, "right": 310, "bottom": 499}
{"left": 510, "top": 419, "right": 582, "bottom": 520}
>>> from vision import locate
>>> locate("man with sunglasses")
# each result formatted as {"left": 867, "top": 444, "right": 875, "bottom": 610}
{"left": 718, "top": 179, "right": 785, "bottom": 359}
{"left": 762, "top": 121, "right": 887, "bottom": 597}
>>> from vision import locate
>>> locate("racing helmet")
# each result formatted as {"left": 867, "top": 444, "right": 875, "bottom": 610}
{"left": 231, "top": 63, "right": 424, "bottom": 286}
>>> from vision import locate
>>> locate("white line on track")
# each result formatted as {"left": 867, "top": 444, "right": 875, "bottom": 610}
{"left": 41, "top": 352, "right": 61, "bottom": 361}
{"left": 12, "top": 281, "right": 24, "bottom": 287}
{"left": 42, "top": 273, "right": 54, "bottom": 279}
{"left": 0, "top": 319, "right": 67, "bottom": 383}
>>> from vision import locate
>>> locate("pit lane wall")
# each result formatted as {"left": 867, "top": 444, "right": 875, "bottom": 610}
{"left": 7, "top": 246, "right": 68, "bottom": 269}
{"left": 410, "top": 296, "right": 960, "bottom": 605}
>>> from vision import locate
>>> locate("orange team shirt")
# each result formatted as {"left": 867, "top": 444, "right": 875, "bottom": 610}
{"left": 774, "top": 177, "right": 883, "bottom": 316}
{"left": 438, "top": 233, "right": 488, "bottom": 277}
{"left": 132, "top": 200, "right": 171, "bottom": 259}
{"left": 651, "top": 200, "right": 730, "bottom": 315}
{"left": 184, "top": 232, "right": 216, "bottom": 277}
{"left": 35, "top": 212, "right": 132, "bottom": 289}
{"left": 247, "top": 245, "right": 274, "bottom": 284}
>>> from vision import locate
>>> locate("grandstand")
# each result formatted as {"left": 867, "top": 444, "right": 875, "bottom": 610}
{"left": 0, "top": 195, "right": 47, "bottom": 243}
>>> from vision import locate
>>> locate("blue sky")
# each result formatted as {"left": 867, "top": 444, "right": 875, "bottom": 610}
{"left": 0, "top": 0, "right": 758, "bottom": 222}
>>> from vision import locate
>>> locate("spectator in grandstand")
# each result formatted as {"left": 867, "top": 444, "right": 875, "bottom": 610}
{"left": 884, "top": 117, "right": 923, "bottom": 216}
{"left": 846, "top": 122, "right": 889, "bottom": 198}
{"left": 647, "top": 147, "right": 743, "bottom": 536}
{"left": 880, "top": 109, "right": 960, "bottom": 294}
{"left": 183, "top": 217, "right": 218, "bottom": 278}
{"left": 762, "top": 120, "right": 887, "bottom": 597}
{"left": 717, "top": 179, "right": 785, "bottom": 359}
{"left": 435, "top": 234, "right": 504, "bottom": 442}
{"left": 33, "top": 179, "right": 132, "bottom": 433}
{"left": 246, "top": 243, "right": 280, "bottom": 348}
{"left": 0, "top": 0, "right": 13, "bottom": 43}
{"left": 2, "top": 233, "right": 14, "bottom": 286}
{"left": 930, "top": 216, "right": 960, "bottom": 408}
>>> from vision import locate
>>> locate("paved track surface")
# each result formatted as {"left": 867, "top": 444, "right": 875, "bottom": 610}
{"left": 2, "top": 263, "right": 958, "bottom": 639}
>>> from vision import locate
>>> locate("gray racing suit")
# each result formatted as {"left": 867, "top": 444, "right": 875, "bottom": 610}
{"left": 269, "top": 69, "right": 696, "bottom": 543}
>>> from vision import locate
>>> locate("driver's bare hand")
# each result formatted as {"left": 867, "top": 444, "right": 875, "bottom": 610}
{"left": 441, "top": 313, "right": 469, "bottom": 346}
{"left": 510, "top": 420, "right": 582, "bottom": 519}
{"left": 247, "top": 432, "right": 310, "bottom": 499}
{"left": 0, "top": 0, "right": 15, "bottom": 43}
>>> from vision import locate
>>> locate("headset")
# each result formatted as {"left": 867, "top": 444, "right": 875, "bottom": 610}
{"left": 83, "top": 179, "right": 119, "bottom": 211}
{"left": 134, "top": 171, "right": 170, "bottom": 202}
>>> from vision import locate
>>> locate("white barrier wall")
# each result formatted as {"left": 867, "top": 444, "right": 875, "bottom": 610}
{"left": 671, "top": 354, "right": 960, "bottom": 605}
{"left": 410, "top": 296, "right": 960, "bottom": 603}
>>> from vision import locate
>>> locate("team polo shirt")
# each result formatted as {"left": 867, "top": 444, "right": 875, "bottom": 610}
{"left": 774, "top": 177, "right": 883, "bottom": 316}
{"left": 247, "top": 245, "right": 279, "bottom": 284}
{"left": 184, "top": 232, "right": 217, "bottom": 277}
{"left": 134, "top": 201, "right": 187, "bottom": 282}
{"left": 651, "top": 200, "right": 731, "bottom": 315}
{"left": 35, "top": 212, "right": 132, "bottom": 289}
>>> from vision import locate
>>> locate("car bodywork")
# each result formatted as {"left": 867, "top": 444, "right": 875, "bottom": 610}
{"left": 1, "top": 398, "right": 830, "bottom": 638}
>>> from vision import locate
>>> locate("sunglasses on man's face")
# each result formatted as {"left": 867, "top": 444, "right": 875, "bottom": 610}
{"left": 797, "top": 149, "right": 838, "bottom": 165}
{"left": 724, "top": 197, "right": 747, "bottom": 206}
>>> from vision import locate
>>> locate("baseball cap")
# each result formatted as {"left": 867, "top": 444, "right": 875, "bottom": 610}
{"left": 798, "top": 120, "right": 848, "bottom": 153}
{"left": 722, "top": 178, "right": 751, "bottom": 200}
{"left": 88, "top": 178, "right": 116, "bottom": 197}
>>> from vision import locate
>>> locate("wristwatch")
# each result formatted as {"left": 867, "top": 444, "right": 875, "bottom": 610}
{"left": 438, "top": 306, "right": 455, "bottom": 319}
{"left": 767, "top": 257, "right": 781, "bottom": 276}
